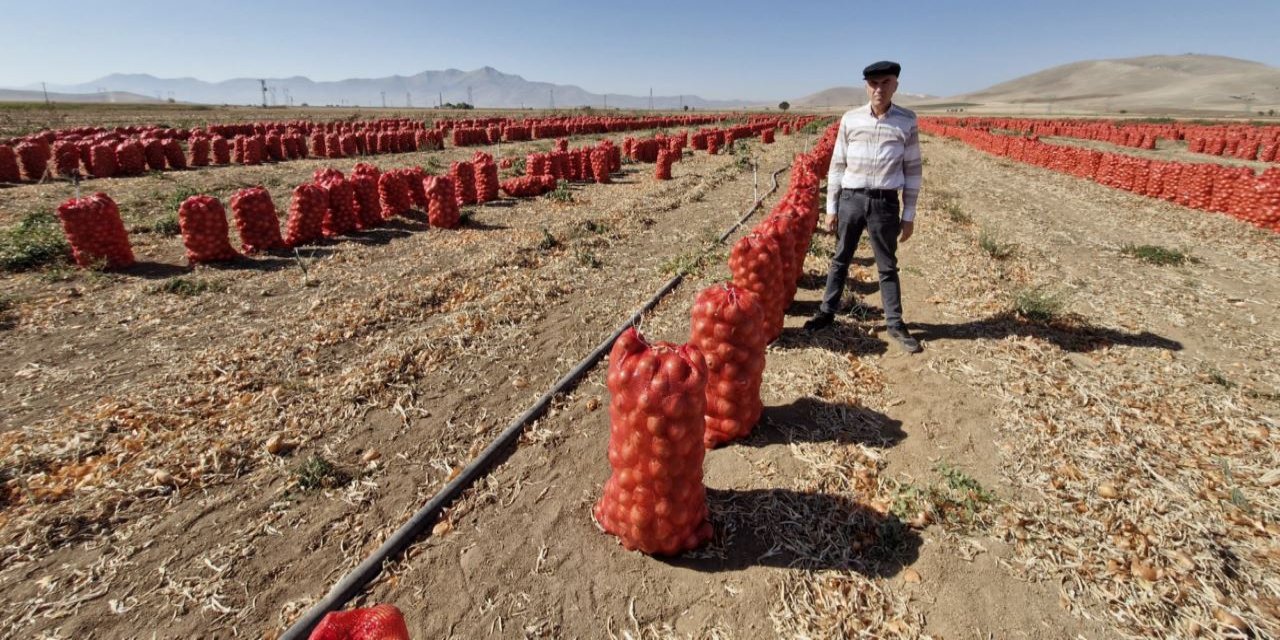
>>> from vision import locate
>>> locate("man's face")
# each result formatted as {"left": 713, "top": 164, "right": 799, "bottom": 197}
{"left": 865, "top": 75, "right": 898, "bottom": 107}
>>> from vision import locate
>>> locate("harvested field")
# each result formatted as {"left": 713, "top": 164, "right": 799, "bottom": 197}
{"left": 1, "top": 107, "right": 1277, "bottom": 640}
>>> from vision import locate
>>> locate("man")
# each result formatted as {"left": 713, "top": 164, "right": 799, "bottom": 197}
{"left": 804, "top": 60, "right": 923, "bottom": 354}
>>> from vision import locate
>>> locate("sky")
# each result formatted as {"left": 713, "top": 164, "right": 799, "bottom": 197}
{"left": 1, "top": 0, "right": 1277, "bottom": 101}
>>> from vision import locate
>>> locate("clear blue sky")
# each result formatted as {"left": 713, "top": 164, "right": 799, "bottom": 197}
{"left": 2, "top": 0, "right": 1277, "bottom": 100}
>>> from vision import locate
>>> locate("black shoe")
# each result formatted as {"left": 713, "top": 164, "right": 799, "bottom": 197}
{"left": 886, "top": 325, "right": 922, "bottom": 353}
{"left": 804, "top": 312, "right": 835, "bottom": 331}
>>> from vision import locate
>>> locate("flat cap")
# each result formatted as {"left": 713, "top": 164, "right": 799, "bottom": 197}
{"left": 863, "top": 60, "right": 901, "bottom": 79}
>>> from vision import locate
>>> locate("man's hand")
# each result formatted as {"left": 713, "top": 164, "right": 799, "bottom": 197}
{"left": 824, "top": 214, "right": 837, "bottom": 234}
{"left": 899, "top": 220, "right": 914, "bottom": 243}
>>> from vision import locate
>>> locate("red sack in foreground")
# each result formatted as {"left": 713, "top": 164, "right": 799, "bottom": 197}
{"left": 729, "top": 232, "right": 785, "bottom": 342}
{"left": 284, "top": 183, "right": 328, "bottom": 247}
{"left": 594, "top": 327, "right": 713, "bottom": 556}
{"left": 229, "top": 187, "right": 285, "bottom": 253}
{"left": 178, "top": 195, "right": 240, "bottom": 263}
{"left": 689, "top": 284, "right": 767, "bottom": 447}
{"left": 450, "top": 161, "right": 477, "bottom": 206}
{"left": 55, "top": 193, "right": 135, "bottom": 269}
{"left": 308, "top": 603, "right": 410, "bottom": 640}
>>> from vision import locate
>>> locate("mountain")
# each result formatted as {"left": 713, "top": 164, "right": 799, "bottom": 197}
{"left": 946, "top": 54, "right": 1280, "bottom": 113}
{"left": 25, "top": 67, "right": 753, "bottom": 110}
{"left": 0, "top": 88, "right": 162, "bottom": 104}
{"left": 793, "top": 87, "right": 936, "bottom": 109}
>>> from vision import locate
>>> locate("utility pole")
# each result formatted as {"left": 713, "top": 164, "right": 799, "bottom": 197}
{"left": 260, "top": 80, "right": 267, "bottom": 108}
{"left": 406, "top": 92, "right": 411, "bottom": 108}
{"left": 438, "top": 91, "right": 443, "bottom": 108}
{"left": 42, "top": 82, "right": 50, "bottom": 106}
{"left": 649, "top": 87, "right": 653, "bottom": 110}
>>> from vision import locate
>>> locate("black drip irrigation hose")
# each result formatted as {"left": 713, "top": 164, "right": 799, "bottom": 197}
{"left": 280, "top": 160, "right": 791, "bottom": 640}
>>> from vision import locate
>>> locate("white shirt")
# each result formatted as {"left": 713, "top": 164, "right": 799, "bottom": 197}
{"left": 826, "top": 103, "right": 923, "bottom": 221}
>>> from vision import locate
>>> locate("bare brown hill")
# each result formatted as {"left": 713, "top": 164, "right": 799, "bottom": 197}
{"left": 798, "top": 54, "right": 1280, "bottom": 115}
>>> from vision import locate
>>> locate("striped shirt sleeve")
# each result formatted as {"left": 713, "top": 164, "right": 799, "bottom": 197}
{"left": 901, "top": 122, "right": 922, "bottom": 221}
{"left": 826, "top": 116, "right": 847, "bottom": 215}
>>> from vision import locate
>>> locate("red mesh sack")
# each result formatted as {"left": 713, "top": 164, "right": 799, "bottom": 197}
{"left": 554, "top": 138, "right": 569, "bottom": 153}
{"left": 89, "top": 143, "right": 117, "bottom": 178}
{"left": 729, "top": 232, "right": 785, "bottom": 342}
{"left": 690, "top": 284, "right": 767, "bottom": 447}
{"left": 424, "top": 175, "right": 460, "bottom": 229}
{"left": 229, "top": 187, "right": 285, "bottom": 253}
{"left": 308, "top": 604, "right": 410, "bottom": 640}
{"left": 0, "top": 145, "right": 20, "bottom": 182}
{"left": 326, "top": 133, "right": 343, "bottom": 158}
{"left": 594, "top": 327, "right": 713, "bottom": 556}
{"left": 591, "top": 148, "right": 611, "bottom": 184}
{"left": 178, "top": 195, "right": 240, "bottom": 263}
{"left": 756, "top": 216, "right": 798, "bottom": 309}
{"left": 321, "top": 177, "right": 359, "bottom": 237}
{"left": 352, "top": 162, "right": 381, "bottom": 182}
{"left": 284, "top": 183, "right": 328, "bottom": 247}
{"left": 761, "top": 129, "right": 775, "bottom": 144}
{"left": 53, "top": 141, "right": 80, "bottom": 177}
{"left": 162, "top": 139, "right": 187, "bottom": 170}
{"left": 310, "top": 132, "right": 326, "bottom": 157}
{"left": 212, "top": 137, "right": 231, "bottom": 165}
{"left": 655, "top": 149, "right": 674, "bottom": 180}
{"left": 579, "top": 149, "right": 595, "bottom": 182}
{"left": 16, "top": 141, "right": 50, "bottom": 181}
{"left": 55, "top": 193, "right": 135, "bottom": 269}
{"left": 475, "top": 158, "right": 499, "bottom": 202}
{"left": 450, "top": 161, "right": 477, "bottom": 206}
{"left": 500, "top": 175, "right": 557, "bottom": 197}
{"left": 265, "top": 134, "right": 285, "bottom": 162}
{"left": 378, "top": 171, "right": 412, "bottom": 220}
{"left": 403, "top": 167, "right": 429, "bottom": 209}
{"left": 340, "top": 134, "right": 358, "bottom": 157}
{"left": 142, "top": 139, "right": 166, "bottom": 171}
{"left": 351, "top": 174, "right": 382, "bottom": 229}
{"left": 243, "top": 136, "right": 264, "bottom": 165}
{"left": 706, "top": 136, "right": 719, "bottom": 155}
{"left": 114, "top": 140, "right": 146, "bottom": 176}
{"left": 189, "top": 137, "right": 211, "bottom": 166}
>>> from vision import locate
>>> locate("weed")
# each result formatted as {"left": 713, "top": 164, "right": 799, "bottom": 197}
{"left": 574, "top": 247, "right": 602, "bottom": 268}
{"left": 661, "top": 250, "right": 709, "bottom": 277}
{"left": 537, "top": 227, "right": 560, "bottom": 252}
{"left": 0, "top": 212, "right": 69, "bottom": 272}
{"left": 942, "top": 199, "right": 971, "bottom": 224}
{"left": 1120, "top": 243, "right": 1195, "bottom": 266}
{"left": 978, "top": 230, "right": 1016, "bottom": 259}
{"left": 582, "top": 219, "right": 608, "bottom": 235}
{"left": 149, "top": 277, "right": 226, "bottom": 297}
{"left": 165, "top": 186, "right": 201, "bottom": 212}
{"left": 891, "top": 463, "right": 996, "bottom": 531}
{"left": 134, "top": 213, "right": 181, "bottom": 236}
{"left": 1207, "top": 370, "right": 1234, "bottom": 389}
{"left": 1011, "top": 286, "right": 1068, "bottom": 322}
{"left": 545, "top": 180, "right": 574, "bottom": 203}
{"left": 292, "top": 455, "right": 350, "bottom": 491}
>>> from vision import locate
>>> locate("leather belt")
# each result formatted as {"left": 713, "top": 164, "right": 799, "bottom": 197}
{"left": 845, "top": 187, "right": 898, "bottom": 199}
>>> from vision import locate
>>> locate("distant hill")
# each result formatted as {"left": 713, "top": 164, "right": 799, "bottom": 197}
{"left": 793, "top": 87, "right": 936, "bottom": 109}
{"left": 0, "top": 88, "right": 162, "bottom": 104}
{"left": 793, "top": 54, "right": 1280, "bottom": 115}
{"left": 944, "top": 54, "right": 1280, "bottom": 113}
{"left": 21, "top": 67, "right": 753, "bottom": 110}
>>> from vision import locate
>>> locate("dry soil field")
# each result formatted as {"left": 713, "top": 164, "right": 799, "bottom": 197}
{"left": 1, "top": 106, "right": 1277, "bottom": 640}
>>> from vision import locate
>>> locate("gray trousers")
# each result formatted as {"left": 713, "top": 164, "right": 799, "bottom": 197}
{"left": 819, "top": 189, "right": 905, "bottom": 328}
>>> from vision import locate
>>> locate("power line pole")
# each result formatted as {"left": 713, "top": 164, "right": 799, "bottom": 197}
{"left": 649, "top": 87, "right": 653, "bottom": 110}
{"left": 42, "top": 82, "right": 50, "bottom": 106}
{"left": 260, "top": 80, "right": 267, "bottom": 108}
{"left": 406, "top": 92, "right": 411, "bottom": 108}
